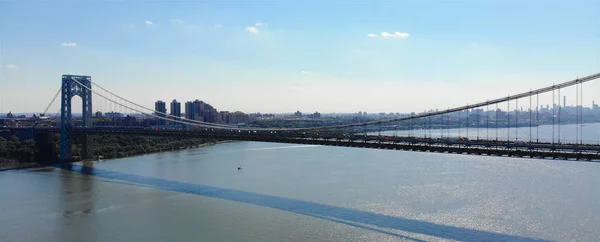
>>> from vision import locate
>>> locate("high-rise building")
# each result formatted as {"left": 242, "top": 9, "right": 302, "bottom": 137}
{"left": 563, "top": 96, "right": 566, "bottom": 107}
{"left": 193, "top": 99, "right": 203, "bottom": 120}
{"left": 220, "top": 111, "right": 230, "bottom": 124}
{"left": 194, "top": 99, "right": 204, "bottom": 112}
{"left": 220, "top": 111, "right": 248, "bottom": 124}
{"left": 155, "top": 100, "right": 167, "bottom": 125}
{"left": 155, "top": 101, "right": 166, "bottom": 115}
{"left": 170, "top": 100, "right": 181, "bottom": 121}
{"left": 184, "top": 101, "right": 195, "bottom": 120}
{"left": 196, "top": 100, "right": 219, "bottom": 123}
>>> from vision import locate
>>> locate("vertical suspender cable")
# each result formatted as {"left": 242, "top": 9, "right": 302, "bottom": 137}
{"left": 442, "top": 114, "right": 445, "bottom": 138}
{"left": 477, "top": 108, "right": 480, "bottom": 140}
{"left": 537, "top": 93, "right": 539, "bottom": 143}
{"left": 459, "top": 110, "right": 462, "bottom": 138}
{"left": 576, "top": 82, "right": 579, "bottom": 144}
{"left": 447, "top": 108, "right": 450, "bottom": 138}
{"left": 486, "top": 101, "right": 489, "bottom": 140}
{"left": 558, "top": 87, "right": 561, "bottom": 143}
{"left": 529, "top": 91, "right": 532, "bottom": 143}
{"left": 421, "top": 118, "right": 425, "bottom": 138}
{"left": 581, "top": 81, "right": 584, "bottom": 144}
{"left": 552, "top": 86, "right": 555, "bottom": 145}
{"left": 507, "top": 98, "right": 510, "bottom": 141}
{"left": 580, "top": 81, "right": 583, "bottom": 144}
{"left": 466, "top": 107, "right": 469, "bottom": 139}
{"left": 441, "top": 114, "right": 444, "bottom": 139}
{"left": 496, "top": 103, "right": 499, "bottom": 141}
{"left": 515, "top": 98, "right": 519, "bottom": 140}
{"left": 420, "top": 116, "right": 423, "bottom": 138}
{"left": 439, "top": 115, "right": 442, "bottom": 139}
{"left": 429, "top": 116, "right": 431, "bottom": 139}
{"left": 408, "top": 118, "right": 411, "bottom": 138}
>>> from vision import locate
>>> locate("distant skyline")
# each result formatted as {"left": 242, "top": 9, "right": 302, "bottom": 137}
{"left": 1, "top": 0, "right": 599, "bottom": 114}
{"left": 2, "top": 100, "right": 599, "bottom": 117}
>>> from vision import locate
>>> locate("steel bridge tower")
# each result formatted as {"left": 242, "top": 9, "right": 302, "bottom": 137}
{"left": 61, "top": 75, "right": 93, "bottom": 162}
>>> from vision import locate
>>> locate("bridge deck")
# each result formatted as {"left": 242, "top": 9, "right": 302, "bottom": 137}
{"left": 6, "top": 126, "right": 598, "bottom": 162}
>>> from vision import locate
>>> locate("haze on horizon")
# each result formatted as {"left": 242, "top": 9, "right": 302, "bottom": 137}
{"left": 1, "top": 0, "right": 599, "bottom": 114}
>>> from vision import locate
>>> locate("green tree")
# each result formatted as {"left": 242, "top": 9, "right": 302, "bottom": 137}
{"left": 6, "top": 136, "right": 19, "bottom": 159}
{"left": 0, "top": 137, "right": 8, "bottom": 158}
{"left": 16, "top": 139, "right": 37, "bottom": 162}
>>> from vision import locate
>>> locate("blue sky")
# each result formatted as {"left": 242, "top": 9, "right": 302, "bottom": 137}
{"left": 1, "top": 0, "right": 599, "bottom": 113}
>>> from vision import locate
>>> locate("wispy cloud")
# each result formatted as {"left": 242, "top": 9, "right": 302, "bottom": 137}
{"left": 215, "top": 24, "right": 222, "bottom": 29}
{"left": 245, "top": 22, "right": 267, "bottom": 34}
{"left": 61, "top": 42, "right": 77, "bottom": 47}
{"left": 245, "top": 26, "right": 259, "bottom": 34}
{"left": 145, "top": 20, "right": 153, "bottom": 26}
{"left": 127, "top": 23, "right": 135, "bottom": 29}
{"left": 171, "top": 19, "right": 185, "bottom": 25}
{"left": 5, "top": 64, "right": 18, "bottom": 69}
{"left": 380, "top": 31, "right": 410, "bottom": 38}
{"left": 301, "top": 70, "right": 311, "bottom": 75}
{"left": 367, "top": 32, "right": 410, "bottom": 39}
{"left": 170, "top": 19, "right": 197, "bottom": 30}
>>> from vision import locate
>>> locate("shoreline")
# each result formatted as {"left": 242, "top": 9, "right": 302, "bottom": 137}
{"left": 86, "top": 140, "right": 230, "bottom": 162}
{"left": 0, "top": 162, "right": 42, "bottom": 171}
{"left": 0, "top": 140, "right": 231, "bottom": 171}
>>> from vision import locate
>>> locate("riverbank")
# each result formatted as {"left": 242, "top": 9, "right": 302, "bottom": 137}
{"left": 84, "top": 134, "right": 225, "bottom": 160}
{"left": 89, "top": 140, "right": 230, "bottom": 162}
{"left": 0, "top": 161, "right": 41, "bottom": 171}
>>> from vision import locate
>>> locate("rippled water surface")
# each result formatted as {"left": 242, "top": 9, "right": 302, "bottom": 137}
{"left": 2, "top": 141, "right": 600, "bottom": 241}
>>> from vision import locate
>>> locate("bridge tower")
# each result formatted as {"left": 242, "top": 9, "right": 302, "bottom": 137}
{"left": 60, "top": 75, "right": 93, "bottom": 162}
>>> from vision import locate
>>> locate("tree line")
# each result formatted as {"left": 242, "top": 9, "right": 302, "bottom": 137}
{"left": 0, "top": 134, "right": 214, "bottom": 163}
{"left": 0, "top": 136, "right": 38, "bottom": 163}
{"left": 90, "top": 135, "right": 212, "bottom": 159}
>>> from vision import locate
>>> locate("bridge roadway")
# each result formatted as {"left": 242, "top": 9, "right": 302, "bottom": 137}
{"left": 15, "top": 126, "right": 600, "bottom": 161}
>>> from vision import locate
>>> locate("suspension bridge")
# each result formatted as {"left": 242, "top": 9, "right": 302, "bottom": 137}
{"left": 3, "top": 73, "right": 600, "bottom": 162}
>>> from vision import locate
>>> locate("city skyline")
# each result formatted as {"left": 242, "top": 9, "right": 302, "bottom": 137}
{"left": 1, "top": 1, "right": 600, "bottom": 113}
{"left": 2, "top": 99, "right": 599, "bottom": 118}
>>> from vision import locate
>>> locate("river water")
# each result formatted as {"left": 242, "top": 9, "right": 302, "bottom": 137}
{"left": 2, "top": 126, "right": 600, "bottom": 241}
